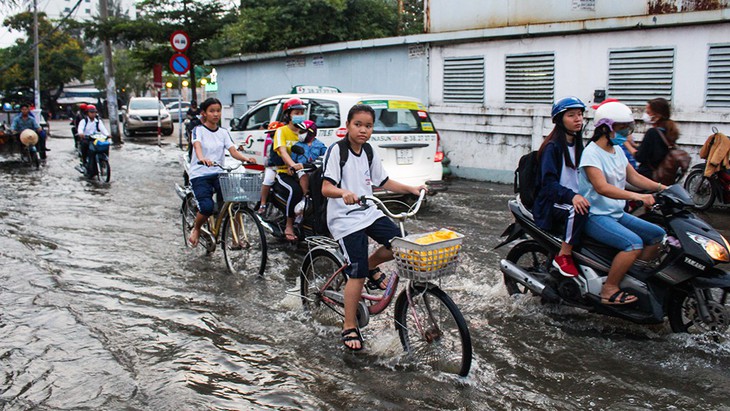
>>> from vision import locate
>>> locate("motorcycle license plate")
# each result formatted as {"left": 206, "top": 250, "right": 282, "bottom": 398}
{"left": 396, "top": 148, "right": 413, "bottom": 165}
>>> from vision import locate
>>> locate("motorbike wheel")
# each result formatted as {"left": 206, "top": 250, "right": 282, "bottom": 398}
{"left": 504, "top": 240, "right": 551, "bottom": 296}
{"left": 668, "top": 288, "right": 730, "bottom": 337}
{"left": 98, "top": 158, "right": 111, "bottom": 182}
{"left": 30, "top": 149, "right": 39, "bottom": 168}
{"left": 684, "top": 170, "right": 715, "bottom": 211}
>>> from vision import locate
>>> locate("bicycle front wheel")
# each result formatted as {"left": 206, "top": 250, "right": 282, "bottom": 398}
{"left": 222, "top": 205, "right": 267, "bottom": 276}
{"left": 181, "top": 193, "right": 197, "bottom": 247}
{"left": 98, "top": 157, "right": 111, "bottom": 182}
{"left": 394, "top": 283, "right": 472, "bottom": 377}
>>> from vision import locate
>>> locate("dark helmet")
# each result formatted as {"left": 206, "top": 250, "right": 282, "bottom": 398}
{"left": 551, "top": 96, "right": 586, "bottom": 123}
{"left": 296, "top": 120, "right": 317, "bottom": 143}
{"left": 283, "top": 97, "right": 306, "bottom": 113}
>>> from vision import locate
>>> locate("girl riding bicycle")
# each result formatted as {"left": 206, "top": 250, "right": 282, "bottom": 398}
{"left": 188, "top": 98, "right": 257, "bottom": 247}
{"left": 321, "top": 104, "right": 424, "bottom": 351}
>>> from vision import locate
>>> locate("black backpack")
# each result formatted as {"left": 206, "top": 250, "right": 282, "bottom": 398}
{"left": 514, "top": 150, "right": 540, "bottom": 209}
{"left": 309, "top": 139, "right": 373, "bottom": 236}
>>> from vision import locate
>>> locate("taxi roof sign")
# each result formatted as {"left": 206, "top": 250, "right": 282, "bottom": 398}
{"left": 291, "top": 85, "right": 340, "bottom": 94}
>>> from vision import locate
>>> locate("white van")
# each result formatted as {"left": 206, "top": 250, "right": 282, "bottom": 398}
{"left": 228, "top": 92, "right": 446, "bottom": 195}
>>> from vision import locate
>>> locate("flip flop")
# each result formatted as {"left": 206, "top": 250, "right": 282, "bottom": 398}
{"left": 600, "top": 290, "right": 638, "bottom": 305}
{"left": 285, "top": 230, "right": 297, "bottom": 241}
{"left": 341, "top": 328, "right": 364, "bottom": 351}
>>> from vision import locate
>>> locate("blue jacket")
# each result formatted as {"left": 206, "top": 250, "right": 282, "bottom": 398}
{"left": 292, "top": 139, "right": 327, "bottom": 164}
{"left": 532, "top": 141, "right": 578, "bottom": 230}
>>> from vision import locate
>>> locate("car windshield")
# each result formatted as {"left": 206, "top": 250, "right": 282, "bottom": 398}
{"left": 359, "top": 100, "right": 435, "bottom": 134}
{"left": 130, "top": 99, "right": 163, "bottom": 110}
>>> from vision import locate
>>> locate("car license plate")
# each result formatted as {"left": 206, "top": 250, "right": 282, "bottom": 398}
{"left": 396, "top": 148, "right": 413, "bottom": 165}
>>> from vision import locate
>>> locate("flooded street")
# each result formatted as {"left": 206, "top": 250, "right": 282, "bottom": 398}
{"left": 1, "top": 133, "right": 730, "bottom": 410}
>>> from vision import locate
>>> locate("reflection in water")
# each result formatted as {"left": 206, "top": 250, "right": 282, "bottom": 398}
{"left": 0, "top": 138, "right": 729, "bottom": 410}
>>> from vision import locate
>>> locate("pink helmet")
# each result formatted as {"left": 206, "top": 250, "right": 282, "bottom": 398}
{"left": 296, "top": 120, "right": 317, "bottom": 143}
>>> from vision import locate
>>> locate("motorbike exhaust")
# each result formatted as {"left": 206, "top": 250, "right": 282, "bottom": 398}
{"left": 500, "top": 259, "right": 560, "bottom": 302}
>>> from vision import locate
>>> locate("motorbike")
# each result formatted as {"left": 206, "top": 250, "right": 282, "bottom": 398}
{"left": 256, "top": 145, "right": 326, "bottom": 243}
{"left": 684, "top": 163, "right": 730, "bottom": 210}
{"left": 495, "top": 184, "right": 730, "bottom": 336}
{"left": 77, "top": 133, "right": 111, "bottom": 182}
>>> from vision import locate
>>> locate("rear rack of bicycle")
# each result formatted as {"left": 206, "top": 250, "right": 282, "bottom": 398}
{"left": 304, "top": 236, "right": 340, "bottom": 251}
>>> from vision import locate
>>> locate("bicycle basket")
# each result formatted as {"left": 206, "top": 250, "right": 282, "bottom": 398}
{"left": 218, "top": 172, "right": 263, "bottom": 202}
{"left": 390, "top": 229, "right": 464, "bottom": 281}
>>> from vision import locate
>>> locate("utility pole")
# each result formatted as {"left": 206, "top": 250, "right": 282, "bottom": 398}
{"left": 33, "top": 0, "right": 40, "bottom": 110}
{"left": 99, "top": 0, "right": 122, "bottom": 144}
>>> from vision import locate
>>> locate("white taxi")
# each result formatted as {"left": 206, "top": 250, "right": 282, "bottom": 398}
{"left": 228, "top": 91, "right": 446, "bottom": 195}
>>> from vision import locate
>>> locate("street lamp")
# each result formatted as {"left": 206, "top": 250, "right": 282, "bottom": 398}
{"left": 165, "top": 82, "right": 173, "bottom": 88}
{"left": 182, "top": 80, "right": 189, "bottom": 87}
{"left": 200, "top": 78, "right": 208, "bottom": 86}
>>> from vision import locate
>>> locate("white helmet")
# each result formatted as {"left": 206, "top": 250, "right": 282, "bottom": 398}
{"left": 594, "top": 101, "right": 634, "bottom": 129}
{"left": 19, "top": 129, "right": 39, "bottom": 146}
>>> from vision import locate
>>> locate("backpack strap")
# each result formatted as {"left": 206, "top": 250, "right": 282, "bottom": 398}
{"left": 337, "top": 138, "right": 373, "bottom": 172}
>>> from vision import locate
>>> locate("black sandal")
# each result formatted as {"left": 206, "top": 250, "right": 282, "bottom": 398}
{"left": 341, "top": 328, "right": 364, "bottom": 351}
{"left": 367, "top": 267, "right": 388, "bottom": 290}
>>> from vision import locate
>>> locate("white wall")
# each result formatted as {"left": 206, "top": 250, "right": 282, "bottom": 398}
{"left": 429, "top": 24, "right": 730, "bottom": 182}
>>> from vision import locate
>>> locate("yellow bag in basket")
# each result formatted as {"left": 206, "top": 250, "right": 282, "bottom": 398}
{"left": 400, "top": 230, "right": 460, "bottom": 272}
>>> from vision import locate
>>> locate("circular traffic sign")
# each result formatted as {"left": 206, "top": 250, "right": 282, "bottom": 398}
{"left": 170, "top": 30, "right": 190, "bottom": 53}
{"left": 169, "top": 53, "right": 191, "bottom": 75}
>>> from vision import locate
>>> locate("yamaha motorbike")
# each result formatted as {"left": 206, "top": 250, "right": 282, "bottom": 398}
{"left": 495, "top": 185, "right": 730, "bottom": 336}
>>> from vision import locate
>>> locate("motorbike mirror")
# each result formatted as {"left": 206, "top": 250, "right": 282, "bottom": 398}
{"left": 290, "top": 145, "right": 305, "bottom": 155}
{"left": 659, "top": 184, "right": 694, "bottom": 207}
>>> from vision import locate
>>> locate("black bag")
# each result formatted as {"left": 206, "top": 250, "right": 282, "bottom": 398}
{"left": 514, "top": 150, "right": 540, "bottom": 209}
{"left": 310, "top": 139, "right": 374, "bottom": 236}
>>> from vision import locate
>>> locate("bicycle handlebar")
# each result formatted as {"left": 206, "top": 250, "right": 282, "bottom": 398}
{"left": 197, "top": 160, "right": 254, "bottom": 172}
{"left": 355, "top": 189, "right": 427, "bottom": 220}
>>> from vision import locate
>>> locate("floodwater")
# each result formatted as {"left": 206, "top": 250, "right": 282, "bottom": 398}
{"left": 1, "top": 134, "right": 729, "bottom": 410}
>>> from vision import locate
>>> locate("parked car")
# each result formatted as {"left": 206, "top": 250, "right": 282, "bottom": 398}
{"left": 166, "top": 101, "right": 191, "bottom": 122}
{"left": 228, "top": 91, "right": 446, "bottom": 195}
{"left": 122, "top": 97, "right": 173, "bottom": 137}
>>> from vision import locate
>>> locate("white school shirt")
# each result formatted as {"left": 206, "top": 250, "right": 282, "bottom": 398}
{"left": 322, "top": 143, "right": 389, "bottom": 240}
{"left": 559, "top": 144, "right": 579, "bottom": 193}
{"left": 188, "top": 125, "right": 235, "bottom": 180}
{"left": 77, "top": 117, "right": 109, "bottom": 137}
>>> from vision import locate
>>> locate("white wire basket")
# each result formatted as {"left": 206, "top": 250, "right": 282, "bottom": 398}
{"left": 391, "top": 229, "right": 464, "bottom": 281}
{"left": 218, "top": 172, "right": 263, "bottom": 203}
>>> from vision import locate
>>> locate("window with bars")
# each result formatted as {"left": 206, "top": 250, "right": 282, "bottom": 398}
{"left": 443, "top": 56, "right": 484, "bottom": 104}
{"left": 505, "top": 52, "right": 554, "bottom": 104}
{"left": 706, "top": 44, "right": 730, "bottom": 108}
{"left": 607, "top": 47, "right": 674, "bottom": 106}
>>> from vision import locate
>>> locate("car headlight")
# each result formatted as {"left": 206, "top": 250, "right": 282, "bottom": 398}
{"left": 687, "top": 232, "right": 730, "bottom": 262}
{"left": 129, "top": 115, "right": 142, "bottom": 121}
{"left": 161, "top": 114, "right": 169, "bottom": 120}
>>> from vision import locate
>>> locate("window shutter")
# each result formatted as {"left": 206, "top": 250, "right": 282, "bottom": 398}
{"left": 607, "top": 48, "right": 674, "bottom": 106}
{"left": 443, "top": 56, "right": 484, "bottom": 104}
{"left": 706, "top": 44, "right": 730, "bottom": 108}
{"left": 505, "top": 52, "right": 554, "bottom": 104}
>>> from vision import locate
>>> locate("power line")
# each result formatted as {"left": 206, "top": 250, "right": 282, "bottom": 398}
{"left": 0, "top": 0, "right": 84, "bottom": 74}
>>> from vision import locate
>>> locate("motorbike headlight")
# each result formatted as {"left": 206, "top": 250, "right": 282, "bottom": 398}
{"left": 687, "top": 232, "right": 730, "bottom": 262}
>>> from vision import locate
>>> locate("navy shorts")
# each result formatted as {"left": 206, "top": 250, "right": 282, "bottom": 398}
{"left": 338, "top": 217, "right": 402, "bottom": 279}
{"left": 191, "top": 174, "right": 222, "bottom": 217}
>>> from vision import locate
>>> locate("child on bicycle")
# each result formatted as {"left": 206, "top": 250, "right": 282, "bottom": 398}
{"left": 188, "top": 98, "right": 257, "bottom": 247}
{"left": 321, "top": 104, "right": 425, "bottom": 351}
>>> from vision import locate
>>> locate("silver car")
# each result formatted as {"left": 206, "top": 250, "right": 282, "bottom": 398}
{"left": 123, "top": 97, "right": 173, "bottom": 136}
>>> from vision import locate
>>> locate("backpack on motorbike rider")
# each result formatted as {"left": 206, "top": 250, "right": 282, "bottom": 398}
{"left": 534, "top": 97, "right": 591, "bottom": 278}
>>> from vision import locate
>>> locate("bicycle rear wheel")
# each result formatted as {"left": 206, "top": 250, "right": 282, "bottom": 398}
{"left": 222, "top": 204, "right": 267, "bottom": 276}
{"left": 394, "top": 283, "right": 472, "bottom": 377}
{"left": 98, "top": 158, "right": 111, "bottom": 182}
{"left": 300, "top": 248, "right": 347, "bottom": 325}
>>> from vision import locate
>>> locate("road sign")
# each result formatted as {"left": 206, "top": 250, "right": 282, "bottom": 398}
{"left": 169, "top": 53, "right": 191, "bottom": 75}
{"left": 170, "top": 30, "right": 190, "bottom": 53}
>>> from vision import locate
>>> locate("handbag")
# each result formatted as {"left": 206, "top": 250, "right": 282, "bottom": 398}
{"left": 651, "top": 128, "right": 691, "bottom": 185}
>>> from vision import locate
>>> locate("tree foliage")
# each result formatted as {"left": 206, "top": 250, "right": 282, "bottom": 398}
{"left": 219, "top": 0, "right": 400, "bottom": 54}
{"left": 83, "top": 49, "right": 147, "bottom": 101}
{"left": 0, "top": 12, "right": 85, "bottom": 104}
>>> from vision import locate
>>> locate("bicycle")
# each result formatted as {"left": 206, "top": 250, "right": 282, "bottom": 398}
{"left": 176, "top": 161, "right": 268, "bottom": 276}
{"left": 298, "top": 190, "right": 473, "bottom": 376}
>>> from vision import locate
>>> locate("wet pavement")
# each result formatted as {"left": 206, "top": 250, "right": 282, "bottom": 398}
{"left": 1, "top": 126, "right": 729, "bottom": 410}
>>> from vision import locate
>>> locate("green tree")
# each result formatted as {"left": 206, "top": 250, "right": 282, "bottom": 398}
{"left": 83, "top": 49, "right": 147, "bottom": 103}
{"left": 220, "top": 0, "right": 399, "bottom": 54}
{"left": 1, "top": 12, "right": 86, "bottom": 112}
